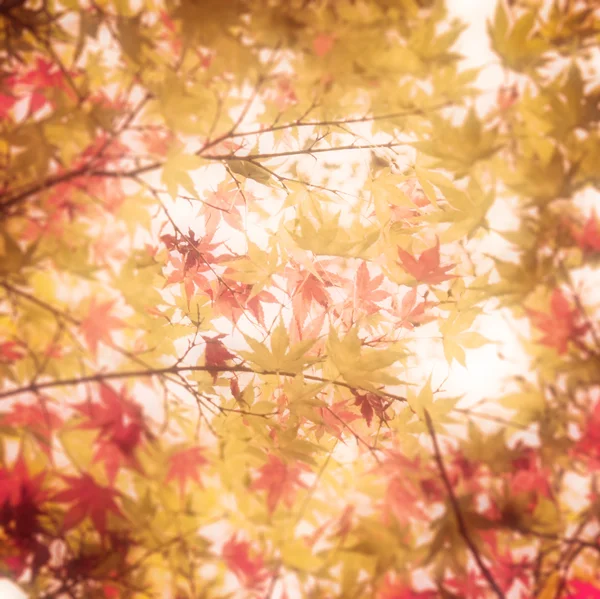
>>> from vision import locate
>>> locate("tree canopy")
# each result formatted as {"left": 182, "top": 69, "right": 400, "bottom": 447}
{"left": 1, "top": 0, "right": 600, "bottom": 597}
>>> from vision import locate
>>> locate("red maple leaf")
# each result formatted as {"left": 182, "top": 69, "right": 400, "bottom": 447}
{"left": 313, "top": 33, "right": 335, "bottom": 57}
{"left": 165, "top": 255, "right": 210, "bottom": 306}
{"left": 444, "top": 571, "right": 489, "bottom": 599}
{"left": 377, "top": 573, "right": 437, "bottom": 599}
{"left": 394, "top": 288, "right": 436, "bottom": 329}
{"left": 92, "top": 423, "right": 145, "bottom": 483}
{"left": 0, "top": 400, "right": 62, "bottom": 458}
{"left": 251, "top": 455, "right": 308, "bottom": 513}
{"left": 354, "top": 392, "right": 389, "bottom": 427}
{"left": 313, "top": 400, "right": 360, "bottom": 441}
{"left": 80, "top": 299, "right": 125, "bottom": 358}
{"left": 572, "top": 397, "right": 600, "bottom": 469}
{"left": 375, "top": 452, "right": 435, "bottom": 525}
{"left": 203, "top": 335, "right": 236, "bottom": 369}
{"left": 54, "top": 474, "right": 124, "bottom": 534}
{"left": 290, "top": 272, "right": 330, "bottom": 328}
{"left": 396, "top": 238, "right": 456, "bottom": 284}
{"left": 213, "top": 279, "right": 277, "bottom": 326}
{"left": 0, "top": 93, "right": 17, "bottom": 120}
{"left": 355, "top": 262, "right": 388, "bottom": 315}
{"left": 526, "top": 288, "right": 589, "bottom": 354}
{"left": 165, "top": 446, "right": 208, "bottom": 496}
{"left": 0, "top": 455, "right": 49, "bottom": 542}
{"left": 0, "top": 340, "right": 25, "bottom": 362}
{"left": 497, "top": 85, "right": 519, "bottom": 111}
{"left": 506, "top": 445, "right": 552, "bottom": 507}
{"left": 566, "top": 580, "right": 600, "bottom": 599}
{"left": 222, "top": 534, "right": 271, "bottom": 591}
{"left": 74, "top": 384, "right": 143, "bottom": 434}
{"left": 73, "top": 384, "right": 148, "bottom": 482}
{"left": 202, "top": 179, "right": 245, "bottom": 236}
{"left": 574, "top": 211, "right": 600, "bottom": 253}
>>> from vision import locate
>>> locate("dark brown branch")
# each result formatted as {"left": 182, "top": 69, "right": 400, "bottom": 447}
{"left": 424, "top": 409, "right": 506, "bottom": 599}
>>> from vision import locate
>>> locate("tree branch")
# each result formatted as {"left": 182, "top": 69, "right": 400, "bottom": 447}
{"left": 424, "top": 409, "right": 506, "bottom": 599}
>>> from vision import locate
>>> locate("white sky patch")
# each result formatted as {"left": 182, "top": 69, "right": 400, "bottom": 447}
{"left": 0, "top": 579, "right": 28, "bottom": 599}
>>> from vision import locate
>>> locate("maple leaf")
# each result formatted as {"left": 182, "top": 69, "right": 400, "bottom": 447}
{"left": 566, "top": 580, "right": 600, "bottom": 599}
{"left": 165, "top": 255, "right": 210, "bottom": 306}
{"left": 572, "top": 398, "right": 600, "bottom": 469}
{"left": 0, "top": 340, "right": 25, "bottom": 362}
{"left": 0, "top": 93, "right": 17, "bottom": 120}
{"left": 73, "top": 384, "right": 148, "bottom": 482}
{"left": 203, "top": 335, "right": 236, "bottom": 369}
{"left": 497, "top": 85, "right": 519, "bottom": 111}
{"left": 80, "top": 298, "right": 125, "bottom": 358}
{"left": 54, "top": 474, "right": 124, "bottom": 534}
{"left": 313, "top": 33, "right": 335, "bottom": 57}
{"left": 375, "top": 452, "right": 433, "bottom": 525}
{"left": 0, "top": 400, "right": 62, "bottom": 458}
{"left": 377, "top": 573, "right": 437, "bottom": 599}
{"left": 354, "top": 261, "right": 388, "bottom": 315}
{"left": 222, "top": 534, "right": 271, "bottom": 591}
{"left": 92, "top": 423, "right": 145, "bottom": 484}
{"left": 74, "top": 384, "right": 144, "bottom": 434}
{"left": 573, "top": 211, "right": 600, "bottom": 253}
{"left": 526, "top": 289, "right": 589, "bottom": 354}
{"left": 291, "top": 272, "right": 330, "bottom": 328}
{"left": 165, "top": 446, "right": 208, "bottom": 496}
{"left": 354, "top": 392, "right": 389, "bottom": 427}
{"left": 202, "top": 179, "right": 245, "bottom": 236}
{"left": 394, "top": 288, "right": 436, "bottom": 329}
{"left": 314, "top": 400, "right": 360, "bottom": 440}
{"left": 251, "top": 455, "right": 308, "bottom": 513}
{"left": 506, "top": 445, "right": 552, "bottom": 505}
{"left": 396, "top": 238, "right": 456, "bottom": 284}
{"left": 213, "top": 279, "right": 277, "bottom": 326}
{"left": 444, "top": 571, "right": 489, "bottom": 599}
{"left": 0, "top": 456, "right": 49, "bottom": 542}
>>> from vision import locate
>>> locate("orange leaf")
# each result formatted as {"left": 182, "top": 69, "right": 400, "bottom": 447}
{"left": 80, "top": 299, "right": 125, "bottom": 358}
{"left": 396, "top": 238, "right": 456, "bottom": 284}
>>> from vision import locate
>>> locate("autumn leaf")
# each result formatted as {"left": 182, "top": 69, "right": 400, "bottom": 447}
{"left": 0, "top": 456, "right": 49, "bottom": 542}
{"left": 313, "top": 400, "right": 360, "bottom": 440}
{"left": 573, "top": 211, "right": 600, "bottom": 253}
{"left": 355, "top": 261, "right": 388, "bottom": 315}
{"left": 0, "top": 340, "right": 24, "bottom": 362}
{"left": 289, "top": 270, "right": 330, "bottom": 328}
{"left": 240, "top": 319, "right": 317, "bottom": 374}
{"left": 394, "top": 288, "right": 436, "bottom": 329}
{"left": 354, "top": 392, "right": 389, "bottom": 427}
{"left": 0, "top": 401, "right": 62, "bottom": 458}
{"left": 313, "top": 33, "right": 335, "bottom": 57}
{"left": 165, "top": 254, "right": 210, "bottom": 306}
{"left": 165, "top": 446, "right": 208, "bottom": 496}
{"left": 222, "top": 534, "right": 271, "bottom": 591}
{"left": 72, "top": 384, "right": 148, "bottom": 482}
{"left": 79, "top": 298, "right": 125, "bottom": 358}
{"left": 327, "top": 328, "right": 406, "bottom": 391}
{"left": 251, "top": 455, "right": 308, "bottom": 513}
{"left": 526, "top": 289, "right": 589, "bottom": 354}
{"left": 54, "top": 474, "right": 125, "bottom": 534}
{"left": 377, "top": 573, "right": 437, "bottom": 599}
{"left": 396, "top": 237, "right": 456, "bottom": 284}
{"left": 566, "top": 580, "right": 600, "bottom": 599}
{"left": 202, "top": 179, "right": 245, "bottom": 236}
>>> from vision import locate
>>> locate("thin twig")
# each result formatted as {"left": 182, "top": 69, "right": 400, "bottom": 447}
{"left": 424, "top": 409, "right": 506, "bottom": 599}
